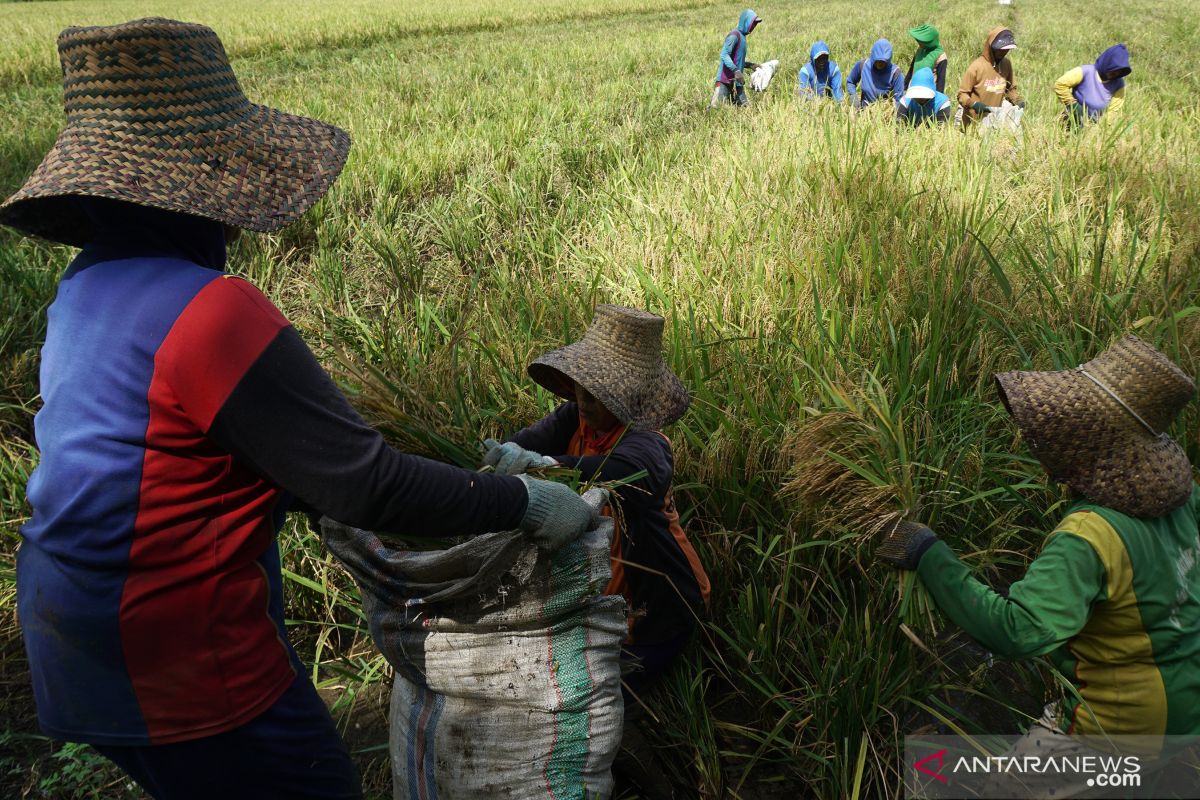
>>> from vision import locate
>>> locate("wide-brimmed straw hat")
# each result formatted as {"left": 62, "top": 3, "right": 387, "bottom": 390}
{"left": 0, "top": 18, "right": 350, "bottom": 247}
{"left": 995, "top": 335, "right": 1196, "bottom": 518}
{"left": 528, "top": 305, "right": 689, "bottom": 431}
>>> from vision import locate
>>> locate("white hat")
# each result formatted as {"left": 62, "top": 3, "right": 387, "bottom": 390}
{"left": 906, "top": 84, "right": 936, "bottom": 100}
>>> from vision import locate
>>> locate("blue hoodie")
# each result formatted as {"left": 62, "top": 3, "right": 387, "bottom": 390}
{"left": 715, "top": 9, "right": 761, "bottom": 85}
{"left": 848, "top": 39, "right": 905, "bottom": 107}
{"left": 898, "top": 67, "right": 952, "bottom": 124}
{"left": 798, "top": 40, "right": 844, "bottom": 100}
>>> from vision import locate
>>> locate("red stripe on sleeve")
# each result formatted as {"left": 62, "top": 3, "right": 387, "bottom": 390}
{"left": 159, "top": 276, "right": 290, "bottom": 432}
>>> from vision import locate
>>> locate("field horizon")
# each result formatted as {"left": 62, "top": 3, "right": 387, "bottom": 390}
{"left": 3, "top": 0, "right": 1200, "bottom": 797}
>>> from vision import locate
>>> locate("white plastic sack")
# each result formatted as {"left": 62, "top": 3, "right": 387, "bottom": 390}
{"left": 750, "top": 59, "right": 780, "bottom": 92}
{"left": 980, "top": 100, "right": 1024, "bottom": 132}
{"left": 322, "top": 493, "right": 625, "bottom": 800}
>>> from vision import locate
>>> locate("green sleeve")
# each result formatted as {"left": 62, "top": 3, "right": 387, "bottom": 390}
{"left": 915, "top": 534, "right": 1106, "bottom": 660}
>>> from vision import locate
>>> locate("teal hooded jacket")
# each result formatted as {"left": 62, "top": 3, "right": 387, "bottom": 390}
{"left": 715, "top": 9, "right": 761, "bottom": 85}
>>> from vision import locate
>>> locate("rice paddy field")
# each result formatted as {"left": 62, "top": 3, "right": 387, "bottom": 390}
{"left": 3, "top": 0, "right": 1200, "bottom": 797}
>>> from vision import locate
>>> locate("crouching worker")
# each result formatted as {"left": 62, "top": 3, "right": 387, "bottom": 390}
{"left": 3, "top": 18, "right": 597, "bottom": 800}
{"left": 906, "top": 23, "right": 948, "bottom": 93}
{"left": 484, "top": 305, "right": 711, "bottom": 697}
{"left": 958, "top": 27, "right": 1024, "bottom": 127}
{"left": 898, "top": 67, "right": 952, "bottom": 125}
{"left": 798, "top": 41, "right": 844, "bottom": 101}
{"left": 879, "top": 336, "right": 1200, "bottom": 791}
{"left": 1055, "top": 43, "right": 1131, "bottom": 129}
{"left": 848, "top": 39, "right": 905, "bottom": 109}
{"left": 712, "top": 9, "right": 762, "bottom": 107}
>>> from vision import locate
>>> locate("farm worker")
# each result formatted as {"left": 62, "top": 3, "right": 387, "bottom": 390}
{"left": 905, "top": 23, "right": 948, "bottom": 93}
{"left": 847, "top": 39, "right": 905, "bottom": 109}
{"left": 711, "top": 8, "right": 762, "bottom": 107}
{"left": 958, "top": 27, "right": 1024, "bottom": 127}
{"left": 798, "top": 40, "right": 845, "bottom": 100}
{"left": 879, "top": 337, "right": 1200, "bottom": 771}
{"left": 483, "top": 305, "right": 711, "bottom": 698}
{"left": 1055, "top": 43, "right": 1131, "bottom": 129}
{"left": 897, "top": 67, "right": 953, "bottom": 125}
{"left": 0, "top": 18, "right": 600, "bottom": 800}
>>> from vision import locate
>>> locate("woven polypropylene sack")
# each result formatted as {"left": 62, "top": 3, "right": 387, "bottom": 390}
{"left": 322, "top": 501, "right": 625, "bottom": 800}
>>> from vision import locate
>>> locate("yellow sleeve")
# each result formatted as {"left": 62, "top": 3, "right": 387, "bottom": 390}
{"left": 1105, "top": 87, "right": 1125, "bottom": 118}
{"left": 1055, "top": 66, "right": 1084, "bottom": 106}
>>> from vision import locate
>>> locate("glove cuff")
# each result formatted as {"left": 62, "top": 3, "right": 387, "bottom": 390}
{"left": 516, "top": 475, "right": 551, "bottom": 531}
{"left": 910, "top": 528, "right": 940, "bottom": 567}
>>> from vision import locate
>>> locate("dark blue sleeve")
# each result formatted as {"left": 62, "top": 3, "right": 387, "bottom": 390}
{"left": 508, "top": 402, "right": 579, "bottom": 454}
{"left": 847, "top": 59, "right": 862, "bottom": 88}
{"left": 208, "top": 327, "right": 528, "bottom": 536}
{"left": 554, "top": 431, "right": 672, "bottom": 510}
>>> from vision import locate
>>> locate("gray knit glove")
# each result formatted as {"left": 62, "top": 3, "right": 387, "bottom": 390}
{"left": 516, "top": 476, "right": 606, "bottom": 551}
{"left": 482, "top": 439, "right": 558, "bottom": 475}
{"left": 877, "top": 520, "right": 939, "bottom": 571}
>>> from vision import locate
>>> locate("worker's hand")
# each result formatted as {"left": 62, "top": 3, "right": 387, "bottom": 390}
{"left": 877, "top": 519, "right": 939, "bottom": 571}
{"left": 733, "top": 69, "right": 744, "bottom": 83}
{"left": 972, "top": 101, "right": 991, "bottom": 115}
{"left": 1015, "top": 100, "right": 1027, "bottom": 109}
{"left": 482, "top": 439, "right": 558, "bottom": 475}
{"left": 517, "top": 476, "right": 605, "bottom": 551}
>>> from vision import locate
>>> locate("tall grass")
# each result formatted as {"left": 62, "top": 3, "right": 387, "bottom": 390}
{"left": 3, "top": 0, "right": 1200, "bottom": 797}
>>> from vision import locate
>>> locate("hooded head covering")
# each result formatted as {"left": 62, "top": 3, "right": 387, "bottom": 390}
{"left": 738, "top": 9, "right": 761, "bottom": 36}
{"left": 809, "top": 40, "right": 831, "bottom": 80}
{"left": 870, "top": 38, "right": 894, "bottom": 70}
{"left": 987, "top": 28, "right": 1017, "bottom": 61}
{"left": 909, "top": 24, "right": 944, "bottom": 73}
{"left": 1094, "top": 43, "right": 1131, "bottom": 86}
{"left": 905, "top": 67, "right": 937, "bottom": 101}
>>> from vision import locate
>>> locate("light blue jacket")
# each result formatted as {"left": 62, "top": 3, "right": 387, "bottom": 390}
{"left": 798, "top": 40, "right": 844, "bottom": 100}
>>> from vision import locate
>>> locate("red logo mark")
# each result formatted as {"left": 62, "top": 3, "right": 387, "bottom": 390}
{"left": 913, "top": 749, "right": 948, "bottom": 783}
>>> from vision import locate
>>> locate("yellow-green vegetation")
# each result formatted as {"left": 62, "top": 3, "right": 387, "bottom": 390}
{"left": 3, "top": 0, "right": 1200, "bottom": 797}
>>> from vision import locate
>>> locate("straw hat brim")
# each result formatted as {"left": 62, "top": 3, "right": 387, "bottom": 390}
{"left": 0, "top": 103, "right": 350, "bottom": 246}
{"left": 996, "top": 370, "right": 1195, "bottom": 518}
{"left": 529, "top": 341, "right": 690, "bottom": 431}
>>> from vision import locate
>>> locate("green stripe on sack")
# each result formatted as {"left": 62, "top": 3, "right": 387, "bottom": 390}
{"left": 543, "top": 539, "right": 596, "bottom": 798}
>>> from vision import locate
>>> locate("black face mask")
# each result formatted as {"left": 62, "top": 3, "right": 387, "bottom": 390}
{"left": 75, "top": 196, "right": 227, "bottom": 272}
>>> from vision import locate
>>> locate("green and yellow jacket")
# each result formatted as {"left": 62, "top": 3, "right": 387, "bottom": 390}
{"left": 918, "top": 486, "right": 1200, "bottom": 737}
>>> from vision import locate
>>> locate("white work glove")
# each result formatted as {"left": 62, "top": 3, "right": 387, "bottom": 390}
{"left": 516, "top": 477, "right": 608, "bottom": 551}
{"left": 482, "top": 439, "right": 558, "bottom": 475}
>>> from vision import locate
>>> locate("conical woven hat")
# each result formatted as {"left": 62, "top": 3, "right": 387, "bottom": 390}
{"left": 0, "top": 18, "right": 350, "bottom": 246}
{"left": 528, "top": 305, "right": 690, "bottom": 431}
{"left": 995, "top": 335, "right": 1196, "bottom": 518}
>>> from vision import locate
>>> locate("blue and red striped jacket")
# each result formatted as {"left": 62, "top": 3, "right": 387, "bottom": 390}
{"left": 19, "top": 241, "right": 527, "bottom": 745}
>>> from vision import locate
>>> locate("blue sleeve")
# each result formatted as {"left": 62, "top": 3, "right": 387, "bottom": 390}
{"left": 720, "top": 34, "right": 738, "bottom": 71}
{"left": 798, "top": 67, "right": 810, "bottom": 95}
{"left": 847, "top": 60, "right": 861, "bottom": 94}
{"left": 554, "top": 431, "right": 672, "bottom": 512}
{"left": 832, "top": 64, "right": 845, "bottom": 101}
{"left": 891, "top": 67, "right": 906, "bottom": 106}
{"left": 508, "top": 402, "right": 578, "bottom": 454}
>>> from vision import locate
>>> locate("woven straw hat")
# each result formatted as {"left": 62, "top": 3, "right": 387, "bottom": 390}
{"left": 528, "top": 305, "right": 689, "bottom": 431}
{"left": 0, "top": 18, "right": 350, "bottom": 246}
{"left": 995, "top": 335, "right": 1196, "bottom": 518}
